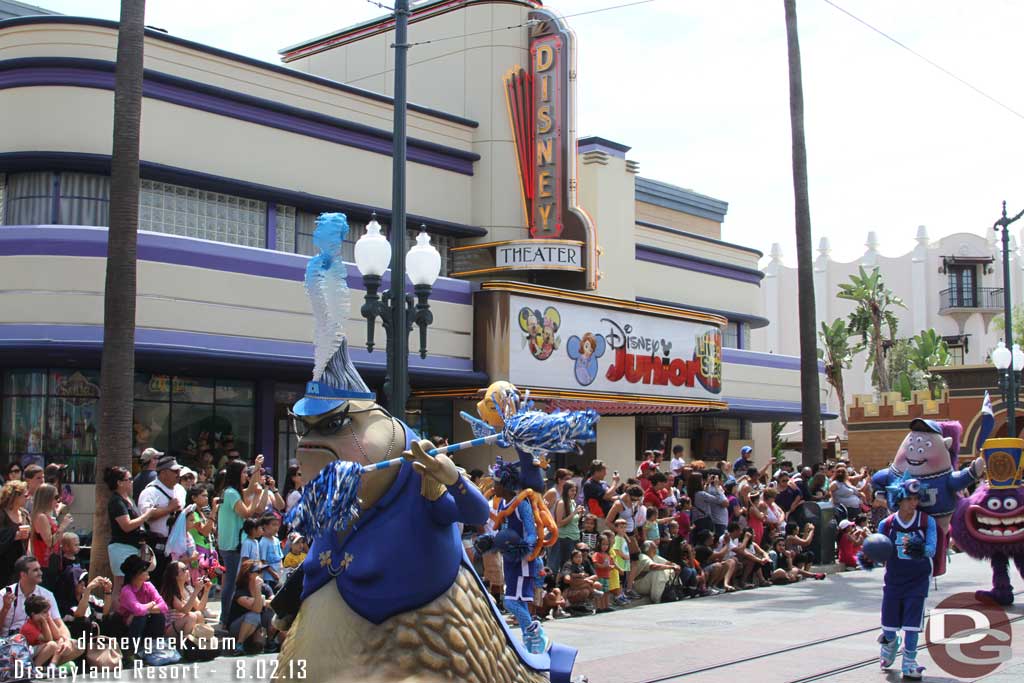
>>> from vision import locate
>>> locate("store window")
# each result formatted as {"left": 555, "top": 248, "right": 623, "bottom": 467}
{"left": 138, "top": 180, "right": 266, "bottom": 247}
{"left": 275, "top": 204, "right": 296, "bottom": 253}
{"left": 0, "top": 369, "right": 256, "bottom": 483}
{"left": 59, "top": 173, "right": 110, "bottom": 226}
{"left": 133, "top": 373, "right": 255, "bottom": 469}
{"left": 1, "top": 369, "right": 101, "bottom": 484}
{"left": 3, "top": 172, "right": 53, "bottom": 224}
{"left": 294, "top": 211, "right": 451, "bottom": 275}
{"left": 948, "top": 344, "right": 966, "bottom": 366}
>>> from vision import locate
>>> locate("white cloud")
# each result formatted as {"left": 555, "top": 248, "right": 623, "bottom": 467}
{"left": 33, "top": 0, "right": 1024, "bottom": 263}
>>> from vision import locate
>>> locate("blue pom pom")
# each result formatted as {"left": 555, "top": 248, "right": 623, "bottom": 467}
{"left": 503, "top": 408, "right": 599, "bottom": 457}
{"left": 284, "top": 460, "right": 363, "bottom": 537}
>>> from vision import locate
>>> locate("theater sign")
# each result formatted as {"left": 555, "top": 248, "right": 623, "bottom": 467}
{"left": 450, "top": 6, "right": 598, "bottom": 289}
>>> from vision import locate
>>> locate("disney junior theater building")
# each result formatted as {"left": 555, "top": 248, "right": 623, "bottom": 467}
{"left": 0, "top": 0, "right": 825, "bottom": 522}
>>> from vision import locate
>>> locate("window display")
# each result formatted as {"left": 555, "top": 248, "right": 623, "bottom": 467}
{"left": 1, "top": 369, "right": 257, "bottom": 482}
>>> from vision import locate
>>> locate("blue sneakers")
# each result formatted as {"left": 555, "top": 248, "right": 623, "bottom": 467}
{"left": 878, "top": 633, "right": 901, "bottom": 669}
{"left": 524, "top": 620, "right": 549, "bottom": 655}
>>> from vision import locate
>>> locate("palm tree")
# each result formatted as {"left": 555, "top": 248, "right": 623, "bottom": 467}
{"left": 784, "top": 0, "right": 822, "bottom": 466}
{"left": 93, "top": 0, "right": 146, "bottom": 578}
{"left": 837, "top": 266, "right": 905, "bottom": 394}
{"left": 906, "top": 329, "right": 952, "bottom": 399}
{"left": 817, "top": 318, "right": 860, "bottom": 430}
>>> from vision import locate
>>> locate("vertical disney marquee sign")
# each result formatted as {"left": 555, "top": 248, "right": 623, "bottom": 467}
{"left": 504, "top": 9, "right": 598, "bottom": 287}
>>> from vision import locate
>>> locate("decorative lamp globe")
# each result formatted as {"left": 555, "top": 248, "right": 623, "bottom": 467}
{"left": 992, "top": 341, "right": 1012, "bottom": 370}
{"left": 407, "top": 231, "right": 442, "bottom": 286}
{"left": 354, "top": 216, "right": 392, "bottom": 277}
{"left": 1013, "top": 343, "right": 1024, "bottom": 372}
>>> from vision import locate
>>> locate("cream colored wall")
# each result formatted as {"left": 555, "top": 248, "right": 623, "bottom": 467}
{"left": 578, "top": 153, "right": 637, "bottom": 300}
{"left": 596, "top": 416, "right": 636, "bottom": 480}
{"left": 722, "top": 359, "right": 810, "bottom": 405}
{"left": 0, "top": 253, "right": 473, "bottom": 362}
{"left": 635, "top": 201, "right": 721, "bottom": 239}
{"left": 288, "top": 2, "right": 535, "bottom": 242}
{"left": 633, "top": 260, "right": 763, "bottom": 318}
{"left": 0, "top": 86, "right": 472, "bottom": 227}
{"left": 0, "top": 22, "right": 474, "bottom": 151}
{"left": 635, "top": 225, "right": 760, "bottom": 271}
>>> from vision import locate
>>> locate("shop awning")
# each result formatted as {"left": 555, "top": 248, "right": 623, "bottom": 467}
{"left": 412, "top": 387, "right": 727, "bottom": 417}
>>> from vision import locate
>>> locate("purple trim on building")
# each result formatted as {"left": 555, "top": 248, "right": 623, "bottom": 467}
{"left": 0, "top": 324, "right": 482, "bottom": 378}
{"left": 635, "top": 245, "right": 764, "bottom": 284}
{"left": 723, "top": 347, "right": 827, "bottom": 374}
{"left": 0, "top": 151, "right": 486, "bottom": 238}
{"left": 723, "top": 396, "right": 837, "bottom": 420}
{"left": 0, "top": 18, "right": 479, "bottom": 128}
{"left": 635, "top": 220, "right": 763, "bottom": 258}
{"left": 577, "top": 136, "right": 631, "bottom": 158}
{"left": 634, "top": 295, "right": 769, "bottom": 329}
{"left": 266, "top": 203, "right": 277, "bottom": 252}
{"left": 256, "top": 378, "right": 276, "bottom": 470}
{"left": 0, "top": 225, "right": 474, "bottom": 305}
{"left": 0, "top": 62, "right": 477, "bottom": 175}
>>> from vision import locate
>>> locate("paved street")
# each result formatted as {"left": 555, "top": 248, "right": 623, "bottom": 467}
{"left": 41, "top": 555, "right": 1023, "bottom": 682}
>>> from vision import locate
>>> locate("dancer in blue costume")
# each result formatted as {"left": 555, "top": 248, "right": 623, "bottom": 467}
{"left": 862, "top": 477, "right": 936, "bottom": 681}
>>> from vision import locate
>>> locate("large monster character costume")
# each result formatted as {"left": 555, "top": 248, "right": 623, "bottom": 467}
{"left": 950, "top": 395, "right": 1024, "bottom": 606}
{"left": 871, "top": 417, "right": 983, "bottom": 575}
{"left": 274, "top": 214, "right": 576, "bottom": 683}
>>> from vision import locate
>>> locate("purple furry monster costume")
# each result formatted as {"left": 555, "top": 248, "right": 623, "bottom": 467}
{"left": 949, "top": 394, "right": 1024, "bottom": 605}
{"left": 950, "top": 485, "right": 1024, "bottom": 605}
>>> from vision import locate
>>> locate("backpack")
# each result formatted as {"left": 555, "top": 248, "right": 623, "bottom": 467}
{"left": 658, "top": 576, "right": 684, "bottom": 603}
{"left": 0, "top": 633, "right": 34, "bottom": 682}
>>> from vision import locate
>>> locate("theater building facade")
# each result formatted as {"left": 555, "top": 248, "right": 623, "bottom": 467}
{"left": 0, "top": 0, "right": 826, "bottom": 526}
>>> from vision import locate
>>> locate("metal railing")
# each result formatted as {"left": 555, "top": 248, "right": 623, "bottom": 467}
{"left": 938, "top": 286, "right": 1003, "bottom": 310}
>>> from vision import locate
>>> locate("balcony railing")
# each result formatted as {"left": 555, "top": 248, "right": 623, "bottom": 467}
{"left": 939, "top": 287, "right": 1004, "bottom": 312}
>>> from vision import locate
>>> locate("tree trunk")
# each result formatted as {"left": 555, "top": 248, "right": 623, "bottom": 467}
{"left": 784, "top": 0, "right": 822, "bottom": 467}
{"left": 835, "top": 372, "right": 848, "bottom": 431}
{"left": 92, "top": 0, "right": 145, "bottom": 578}
{"left": 872, "top": 317, "right": 889, "bottom": 393}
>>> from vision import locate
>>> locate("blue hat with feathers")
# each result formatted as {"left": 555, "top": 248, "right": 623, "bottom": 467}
{"left": 292, "top": 213, "right": 374, "bottom": 417}
{"left": 886, "top": 474, "right": 922, "bottom": 509}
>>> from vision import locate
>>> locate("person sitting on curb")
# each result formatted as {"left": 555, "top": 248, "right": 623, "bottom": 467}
{"left": 633, "top": 541, "right": 680, "bottom": 603}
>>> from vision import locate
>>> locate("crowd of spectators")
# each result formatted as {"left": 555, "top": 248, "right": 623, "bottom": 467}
{"left": 467, "top": 444, "right": 883, "bottom": 623}
{"left": 0, "top": 438, "right": 884, "bottom": 674}
{"left": 0, "top": 448, "right": 307, "bottom": 676}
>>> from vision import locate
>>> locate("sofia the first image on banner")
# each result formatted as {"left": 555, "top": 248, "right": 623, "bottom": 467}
{"left": 566, "top": 332, "right": 606, "bottom": 386}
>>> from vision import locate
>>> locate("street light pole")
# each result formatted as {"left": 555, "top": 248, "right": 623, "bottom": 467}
{"left": 387, "top": 0, "right": 410, "bottom": 419}
{"left": 994, "top": 200, "right": 1024, "bottom": 437}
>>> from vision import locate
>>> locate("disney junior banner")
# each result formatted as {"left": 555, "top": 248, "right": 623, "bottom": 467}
{"left": 507, "top": 295, "right": 723, "bottom": 399}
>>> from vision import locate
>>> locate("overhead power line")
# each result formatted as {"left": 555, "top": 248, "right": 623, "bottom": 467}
{"left": 400, "top": 0, "right": 658, "bottom": 48}
{"left": 821, "top": 0, "right": 1024, "bottom": 122}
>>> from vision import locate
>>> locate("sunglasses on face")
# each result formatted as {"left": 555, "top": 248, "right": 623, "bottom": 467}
{"left": 291, "top": 407, "right": 352, "bottom": 438}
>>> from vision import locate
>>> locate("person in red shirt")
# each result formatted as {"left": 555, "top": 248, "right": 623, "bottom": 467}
{"left": 674, "top": 496, "right": 692, "bottom": 540}
{"left": 836, "top": 518, "right": 868, "bottom": 569}
{"left": 643, "top": 472, "right": 672, "bottom": 513}
{"left": 20, "top": 593, "right": 75, "bottom": 669}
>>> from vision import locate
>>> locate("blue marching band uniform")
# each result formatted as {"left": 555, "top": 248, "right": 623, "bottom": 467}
{"left": 874, "top": 479, "right": 937, "bottom": 680}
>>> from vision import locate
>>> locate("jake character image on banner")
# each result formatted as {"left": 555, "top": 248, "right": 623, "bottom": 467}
{"left": 951, "top": 393, "right": 1024, "bottom": 606}
{"left": 566, "top": 332, "right": 606, "bottom": 386}
{"left": 519, "top": 306, "right": 561, "bottom": 361}
{"left": 270, "top": 214, "right": 577, "bottom": 683}
{"left": 871, "top": 416, "right": 983, "bottom": 577}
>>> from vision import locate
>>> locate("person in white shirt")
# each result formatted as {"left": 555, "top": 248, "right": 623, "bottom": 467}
{"left": 137, "top": 455, "right": 187, "bottom": 583}
{"left": 669, "top": 445, "right": 686, "bottom": 478}
{"left": 0, "top": 556, "right": 62, "bottom": 634}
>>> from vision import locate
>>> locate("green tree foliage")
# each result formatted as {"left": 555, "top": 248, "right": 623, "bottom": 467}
{"left": 817, "top": 318, "right": 861, "bottom": 429}
{"left": 837, "top": 266, "right": 905, "bottom": 394}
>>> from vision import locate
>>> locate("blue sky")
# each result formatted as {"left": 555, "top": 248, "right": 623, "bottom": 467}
{"left": 32, "top": 0, "right": 1024, "bottom": 265}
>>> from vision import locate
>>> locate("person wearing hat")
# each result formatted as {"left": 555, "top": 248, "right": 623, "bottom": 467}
{"left": 836, "top": 519, "right": 865, "bottom": 569}
{"left": 733, "top": 445, "right": 753, "bottom": 476}
{"left": 132, "top": 448, "right": 162, "bottom": 502}
{"left": 137, "top": 455, "right": 186, "bottom": 585}
{"left": 117, "top": 554, "right": 167, "bottom": 642}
